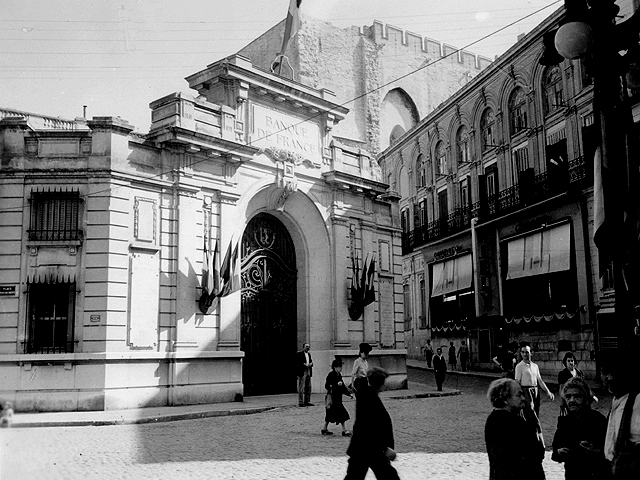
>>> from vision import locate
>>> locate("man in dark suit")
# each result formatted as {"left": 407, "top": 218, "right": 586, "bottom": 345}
{"left": 344, "top": 366, "right": 399, "bottom": 480}
{"left": 433, "top": 347, "right": 447, "bottom": 391}
{"left": 297, "top": 342, "right": 314, "bottom": 406}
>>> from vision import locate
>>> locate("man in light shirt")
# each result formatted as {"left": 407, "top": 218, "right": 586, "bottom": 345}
{"left": 602, "top": 360, "right": 640, "bottom": 479}
{"left": 515, "top": 343, "right": 554, "bottom": 418}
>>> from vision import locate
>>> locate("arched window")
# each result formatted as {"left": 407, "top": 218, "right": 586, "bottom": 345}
{"left": 480, "top": 108, "right": 496, "bottom": 152}
{"left": 543, "top": 66, "right": 564, "bottom": 116}
{"left": 435, "top": 141, "right": 446, "bottom": 175}
{"left": 456, "top": 126, "right": 470, "bottom": 165}
{"left": 509, "top": 88, "right": 528, "bottom": 135}
{"left": 416, "top": 154, "right": 426, "bottom": 189}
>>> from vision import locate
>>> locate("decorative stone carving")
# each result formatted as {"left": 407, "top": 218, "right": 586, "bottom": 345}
{"left": 260, "top": 146, "right": 319, "bottom": 169}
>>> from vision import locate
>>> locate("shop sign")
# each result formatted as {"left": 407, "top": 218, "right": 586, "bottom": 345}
{"left": 434, "top": 245, "right": 461, "bottom": 261}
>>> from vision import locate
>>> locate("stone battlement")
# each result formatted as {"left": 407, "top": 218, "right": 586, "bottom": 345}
{"left": 363, "top": 21, "right": 492, "bottom": 71}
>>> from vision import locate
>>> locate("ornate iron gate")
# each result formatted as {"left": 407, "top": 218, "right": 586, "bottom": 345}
{"left": 241, "top": 213, "right": 297, "bottom": 396}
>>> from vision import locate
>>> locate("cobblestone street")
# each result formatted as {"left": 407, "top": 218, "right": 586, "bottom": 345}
{"left": 1, "top": 371, "right": 611, "bottom": 479}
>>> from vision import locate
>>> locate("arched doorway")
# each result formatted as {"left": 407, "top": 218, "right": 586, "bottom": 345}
{"left": 241, "top": 212, "right": 298, "bottom": 396}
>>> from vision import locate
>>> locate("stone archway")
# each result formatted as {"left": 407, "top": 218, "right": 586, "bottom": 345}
{"left": 240, "top": 212, "right": 298, "bottom": 396}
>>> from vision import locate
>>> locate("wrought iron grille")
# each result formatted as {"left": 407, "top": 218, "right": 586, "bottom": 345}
{"left": 28, "top": 190, "right": 82, "bottom": 241}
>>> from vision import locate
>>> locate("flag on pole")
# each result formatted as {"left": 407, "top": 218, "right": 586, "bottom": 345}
{"left": 362, "top": 252, "right": 376, "bottom": 307}
{"left": 281, "top": 0, "right": 302, "bottom": 55}
{"left": 219, "top": 237, "right": 240, "bottom": 297}
{"left": 199, "top": 238, "right": 220, "bottom": 314}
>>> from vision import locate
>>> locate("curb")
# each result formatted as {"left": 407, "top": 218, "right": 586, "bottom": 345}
{"left": 10, "top": 389, "right": 460, "bottom": 428}
{"left": 9, "top": 406, "right": 276, "bottom": 429}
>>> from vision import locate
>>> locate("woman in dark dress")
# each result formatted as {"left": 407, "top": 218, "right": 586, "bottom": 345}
{"left": 322, "top": 358, "right": 353, "bottom": 436}
{"left": 552, "top": 377, "right": 609, "bottom": 479}
{"left": 485, "top": 378, "right": 546, "bottom": 480}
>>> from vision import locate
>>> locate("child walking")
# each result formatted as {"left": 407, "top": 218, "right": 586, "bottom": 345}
{"left": 322, "top": 358, "right": 353, "bottom": 436}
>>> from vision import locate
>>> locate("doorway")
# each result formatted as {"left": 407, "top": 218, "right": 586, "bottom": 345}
{"left": 240, "top": 212, "right": 298, "bottom": 395}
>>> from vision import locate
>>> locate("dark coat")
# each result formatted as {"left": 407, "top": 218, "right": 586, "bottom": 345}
{"left": 296, "top": 350, "right": 313, "bottom": 377}
{"left": 551, "top": 408, "right": 609, "bottom": 479}
{"left": 557, "top": 368, "right": 583, "bottom": 388}
{"left": 433, "top": 354, "right": 447, "bottom": 374}
{"left": 346, "top": 385, "right": 394, "bottom": 458}
{"left": 324, "top": 370, "right": 351, "bottom": 424}
{"left": 485, "top": 408, "right": 545, "bottom": 480}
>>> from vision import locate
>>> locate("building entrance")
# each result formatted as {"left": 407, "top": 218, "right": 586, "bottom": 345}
{"left": 240, "top": 212, "right": 298, "bottom": 396}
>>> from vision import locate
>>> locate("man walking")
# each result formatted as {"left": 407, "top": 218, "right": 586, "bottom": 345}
{"left": 433, "top": 347, "right": 447, "bottom": 391}
{"left": 514, "top": 343, "right": 554, "bottom": 418}
{"left": 344, "top": 367, "right": 399, "bottom": 480}
{"left": 297, "top": 342, "right": 314, "bottom": 407}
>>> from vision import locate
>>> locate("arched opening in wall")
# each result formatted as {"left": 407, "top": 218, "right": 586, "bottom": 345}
{"left": 381, "top": 88, "right": 419, "bottom": 151}
{"left": 389, "top": 125, "right": 406, "bottom": 146}
{"left": 241, "top": 212, "right": 298, "bottom": 396}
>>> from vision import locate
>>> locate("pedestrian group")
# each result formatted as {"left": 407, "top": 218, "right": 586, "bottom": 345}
{"left": 295, "top": 340, "right": 639, "bottom": 480}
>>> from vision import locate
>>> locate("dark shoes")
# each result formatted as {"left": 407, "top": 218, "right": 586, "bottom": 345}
{"left": 342, "top": 431, "right": 352, "bottom": 437}
{"left": 299, "top": 404, "right": 305, "bottom": 407}
{"left": 304, "top": 402, "right": 314, "bottom": 406}
{"left": 321, "top": 429, "right": 333, "bottom": 435}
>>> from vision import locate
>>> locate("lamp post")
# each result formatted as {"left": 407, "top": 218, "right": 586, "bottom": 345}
{"left": 541, "top": 0, "right": 640, "bottom": 365}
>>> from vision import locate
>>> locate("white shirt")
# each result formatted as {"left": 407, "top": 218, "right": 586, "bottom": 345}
{"left": 515, "top": 360, "right": 542, "bottom": 387}
{"left": 304, "top": 352, "right": 310, "bottom": 364}
{"left": 604, "top": 393, "right": 640, "bottom": 461}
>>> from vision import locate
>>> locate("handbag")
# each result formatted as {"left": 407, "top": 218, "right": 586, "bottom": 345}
{"left": 611, "top": 389, "right": 640, "bottom": 480}
{"left": 325, "top": 387, "right": 332, "bottom": 409}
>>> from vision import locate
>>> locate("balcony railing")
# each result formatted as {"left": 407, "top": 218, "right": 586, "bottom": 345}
{"left": 402, "top": 155, "right": 589, "bottom": 253}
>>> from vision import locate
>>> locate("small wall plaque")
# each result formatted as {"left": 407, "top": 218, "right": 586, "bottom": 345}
{"left": 90, "top": 314, "right": 101, "bottom": 323}
{"left": 0, "top": 285, "right": 16, "bottom": 296}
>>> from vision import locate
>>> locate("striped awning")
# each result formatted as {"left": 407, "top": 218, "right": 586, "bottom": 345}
{"left": 506, "top": 223, "right": 571, "bottom": 280}
{"left": 431, "top": 254, "right": 473, "bottom": 297}
{"left": 546, "top": 126, "right": 566, "bottom": 146}
{"left": 27, "top": 266, "right": 77, "bottom": 284}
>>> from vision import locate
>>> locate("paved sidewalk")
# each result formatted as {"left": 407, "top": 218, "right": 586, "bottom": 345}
{"left": 9, "top": 381, "right": 460, "bottom": 428}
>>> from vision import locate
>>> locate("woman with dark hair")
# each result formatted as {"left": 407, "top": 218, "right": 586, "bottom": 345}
{"left": 558, "top": 352, "right": 584, "bottom": 387}
{"left": 485, "top": 378, "right": 546, "bottom": 480}
{"left": 552, "top": 377, "right": 609, "bottom": 479}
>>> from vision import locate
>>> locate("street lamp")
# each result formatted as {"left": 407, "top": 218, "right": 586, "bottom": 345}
{"left": 540, "top": 0, "right": 640, "bottom": 363}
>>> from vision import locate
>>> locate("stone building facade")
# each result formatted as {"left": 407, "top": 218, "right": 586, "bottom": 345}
{"left": 379, "top": 3, "right": 640, "bottom": 379}
{"left": 0, "top": 13, "right": 492, "bottom": 411}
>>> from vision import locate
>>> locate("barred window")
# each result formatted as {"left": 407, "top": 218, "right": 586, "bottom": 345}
{"left": 29, "top": 190, "right": 82, "bottom": 241}
{"left": 26, "top": 282, "right": 75, "bottom": 354}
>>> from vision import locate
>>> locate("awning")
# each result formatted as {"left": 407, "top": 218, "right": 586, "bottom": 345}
{"left": 27, "top": 266, "right": 77, "bottom": 284}
{"left": 431, "top": 253, "right": 473, "bottom": 297}
{"left": 506, "top": 222, "right": 571, "bottom": 280}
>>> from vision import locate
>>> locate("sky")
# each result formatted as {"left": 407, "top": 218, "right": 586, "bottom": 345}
{"left": 0, "top": 0, "right": 566, "bottom": 133}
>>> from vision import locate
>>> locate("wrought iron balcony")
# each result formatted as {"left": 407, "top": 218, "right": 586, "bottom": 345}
{"left": 402, "top": 155, "right": 589, "bottom": 253}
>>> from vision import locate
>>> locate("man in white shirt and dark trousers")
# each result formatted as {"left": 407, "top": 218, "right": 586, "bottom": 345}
{"left": 515, "top": 342, "right": 554, "bottom": 419}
